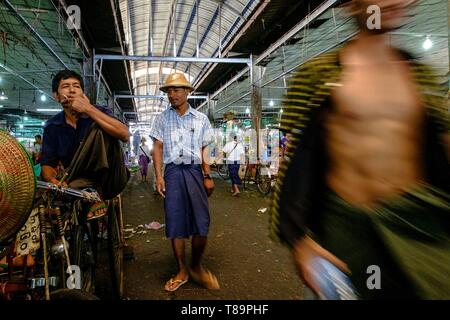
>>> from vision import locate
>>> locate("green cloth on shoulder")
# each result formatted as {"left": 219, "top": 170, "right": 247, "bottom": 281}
{"left": 66, "top": 124, "right": 130, "bottom": 199}
{"left": 368, "top": 185, "right": 450, "bottom": 300}
{"left": 319, "top": 184, "right": 450, "bottom": 300}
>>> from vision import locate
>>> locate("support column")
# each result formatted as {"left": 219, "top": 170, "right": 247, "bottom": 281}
{"left": 83, "top": 58, "right": 96, "bottom": 103}
{"left": 108, "top": 95, "right": 115, "bottom": 115}
{"left": 251, "top": 56, "right": 263, "bottom": 161}
{"left": 207, "top": 94, "right": 216, "bottom": 122}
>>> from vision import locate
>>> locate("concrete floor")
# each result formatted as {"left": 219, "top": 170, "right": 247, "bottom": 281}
{"left": 120, "top": 169, "right": 306, "bottom": 300}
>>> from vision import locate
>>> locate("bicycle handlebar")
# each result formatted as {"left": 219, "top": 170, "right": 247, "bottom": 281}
{"left": 37, "top": 181, "right": 101, "bottom": 202}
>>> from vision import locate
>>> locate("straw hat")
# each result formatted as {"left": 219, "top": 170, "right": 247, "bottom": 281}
{"left": 160, "top": 73, "right": 194, "bottom": 93}
{"left": 0, "top": 130, "right": 36, "bottom": 244}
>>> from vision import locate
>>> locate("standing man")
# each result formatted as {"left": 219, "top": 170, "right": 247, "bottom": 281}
{"left": 223, "top": 135, "right": 245, "bottom": 196}
{"left": 150, "top": 73, "right": 219, "bottom": 292}
{"left": 270, "top": 0, "right": 449, "bottom": 299}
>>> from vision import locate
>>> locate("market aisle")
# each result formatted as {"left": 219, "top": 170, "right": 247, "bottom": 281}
{"left": 121, "top": 171, "right": 306, "bottom": 300}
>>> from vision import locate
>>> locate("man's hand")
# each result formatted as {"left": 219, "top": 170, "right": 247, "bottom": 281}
{"left": 204, "top": 178, "right": 214, "bottom": 197}
{"left": 292, "top": 236, "right": 350, "bottom": 295}
{"left": 156, "top": 176, "right": 166, "bottom": 198}
{"left": 49, "top": 178, "right": 68, "bottom": 188}
{"left": 67, "top": 94, "right": 93, "bottom": 114}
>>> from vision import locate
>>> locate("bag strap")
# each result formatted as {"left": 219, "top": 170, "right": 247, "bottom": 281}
{"left": 227, "top": 142, "right": 239, "bottom": 155}
{"left": 140, "top": 145, "right": 149, "bottom": 158}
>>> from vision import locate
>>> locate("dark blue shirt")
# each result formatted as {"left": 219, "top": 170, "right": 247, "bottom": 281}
{"left": 41, "top": 105, "right": 113, "bottom": 168}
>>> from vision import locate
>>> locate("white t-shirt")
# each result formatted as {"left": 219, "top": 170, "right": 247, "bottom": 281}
{"left": 223, "top": 141, "right": 245, "bottom": 162}
{"left": 138, "top": 144, "right": 151, "bottom": 158}
{"left": 34, "top": 143, "right": 41, "bottom": 153}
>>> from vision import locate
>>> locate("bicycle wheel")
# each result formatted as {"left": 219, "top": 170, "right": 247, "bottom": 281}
{"left": 70, "top": 224, "right": 95, "bottom": 293}
{"left": 243, "top": 164, "right": 254, "bottom": 191}
{"left": 256, "top": 168, "right": 272, "bottom": 196}
{"left": 217, "top": 164, "right": 229, "bottom": 180}
{"left": 107, "top": 199, "right": 124, "bottom": 299}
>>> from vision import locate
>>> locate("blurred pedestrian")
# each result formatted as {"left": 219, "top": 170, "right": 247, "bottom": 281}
{"left": 270, "top": 0, "right": 449, "bottom": 299}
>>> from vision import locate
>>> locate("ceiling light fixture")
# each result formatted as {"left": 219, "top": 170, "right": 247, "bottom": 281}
{"left": 40, "top": 94, "right": 47, "bottom": 102}
{"left": 423, "top": 36, "right": 432, "bottom": 50}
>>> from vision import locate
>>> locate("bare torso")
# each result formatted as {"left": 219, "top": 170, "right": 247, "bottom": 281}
{"left": 326, "top": 41, "right": 425, "bottom": 206}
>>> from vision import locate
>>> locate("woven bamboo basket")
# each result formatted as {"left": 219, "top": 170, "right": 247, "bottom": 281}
{"left": 0, "top": 129, "right": 36, "bottom": 244}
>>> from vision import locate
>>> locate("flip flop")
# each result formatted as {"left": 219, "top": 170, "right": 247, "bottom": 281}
{"left": 189, "top": 269, "right": 220, "bottom": 290}
{"left": 164, "top": 277, "right": 189, "bottom": 292}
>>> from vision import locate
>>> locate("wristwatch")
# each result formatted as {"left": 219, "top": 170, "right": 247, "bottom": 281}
{"left": 203, "top": 173, "right": 212, "bottom": 180}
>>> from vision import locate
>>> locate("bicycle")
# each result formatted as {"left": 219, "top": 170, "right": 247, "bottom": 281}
{"left": 0, "top": 181, "right": 100, "bottom": 300}
{"left": 242, "top": 161, "right": 274, "bottom": 196}
{"left": 105, "top": 194, "right": 125, "bottom": 299}
{"left": 0, "top": 130, "right": 124, "bottom": 300}
{"left": 1, "top": 182, "right": 125, "bottom": 300}
{"left": 216, "top": 163, "right": 230, "bottom": 180}
{"left": 210, "top": 160, "right": 230, "bottom": 180}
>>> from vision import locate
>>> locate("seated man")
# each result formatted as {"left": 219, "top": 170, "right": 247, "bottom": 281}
{"left": 40, "top": 70, "right": 130, "bottom": 219}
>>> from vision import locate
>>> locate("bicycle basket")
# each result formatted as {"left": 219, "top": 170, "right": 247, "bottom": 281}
{"left": 0, "top": 129, "right": 36, "bottom": 244}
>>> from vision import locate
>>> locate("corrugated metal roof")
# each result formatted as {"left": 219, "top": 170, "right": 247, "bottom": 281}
{"left": 212, "top": 0, "right": 449, "bottom": 120}
{"left": 0, "top": 0, "right": 86, "bottom": 115}
{"left": 119, "top": 0, "right": 261, "bottom": 121}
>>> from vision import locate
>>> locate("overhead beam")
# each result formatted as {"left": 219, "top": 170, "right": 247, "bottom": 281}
{"left": 146, "top": 0, "right": 153, "bottom": 96}
{"left": 110, "top": 0, "right": 135, "bottom": 110}
{"left": 94, "top": 54, "right": 251, "bottom": 64}
{"left": 212, "top": 32, "right": 357, "bottom": 115}
{"left": 195, "top": 0, "right": 338, "bottom": 111}
{"left": 53, "top": 0, "right": 91, "bottom": 57}
{"left": 254, "top": 0, "right": 338, "bottom": 66}
{"left": 208, "top": 0, "right": 246, "bottom": 21}
{"left": 4, "top": 0, "right": 69, "bottom": 69}
{"left": 196, "top": 0, "right": 200, "bottom": 58}
{"left": 158, "top": 0, "right": 179, "bottom": 96}
{"left": 192, "top": 0, "right": 270, "bottom": 88}
{"left": 0, "top": 62, "right": 55, "bottom": 102}
{"left": 115, "top": 94, "right": 208, "bottom": 99}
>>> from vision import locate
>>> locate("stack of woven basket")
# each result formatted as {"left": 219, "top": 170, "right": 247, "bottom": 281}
{"left": 0, "top": 129, "right": 35, "bottom": 244}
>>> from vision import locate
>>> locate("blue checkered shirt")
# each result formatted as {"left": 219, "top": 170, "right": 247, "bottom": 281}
{"left": 149, "top": 105, "right": 213, "bottom": 164}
